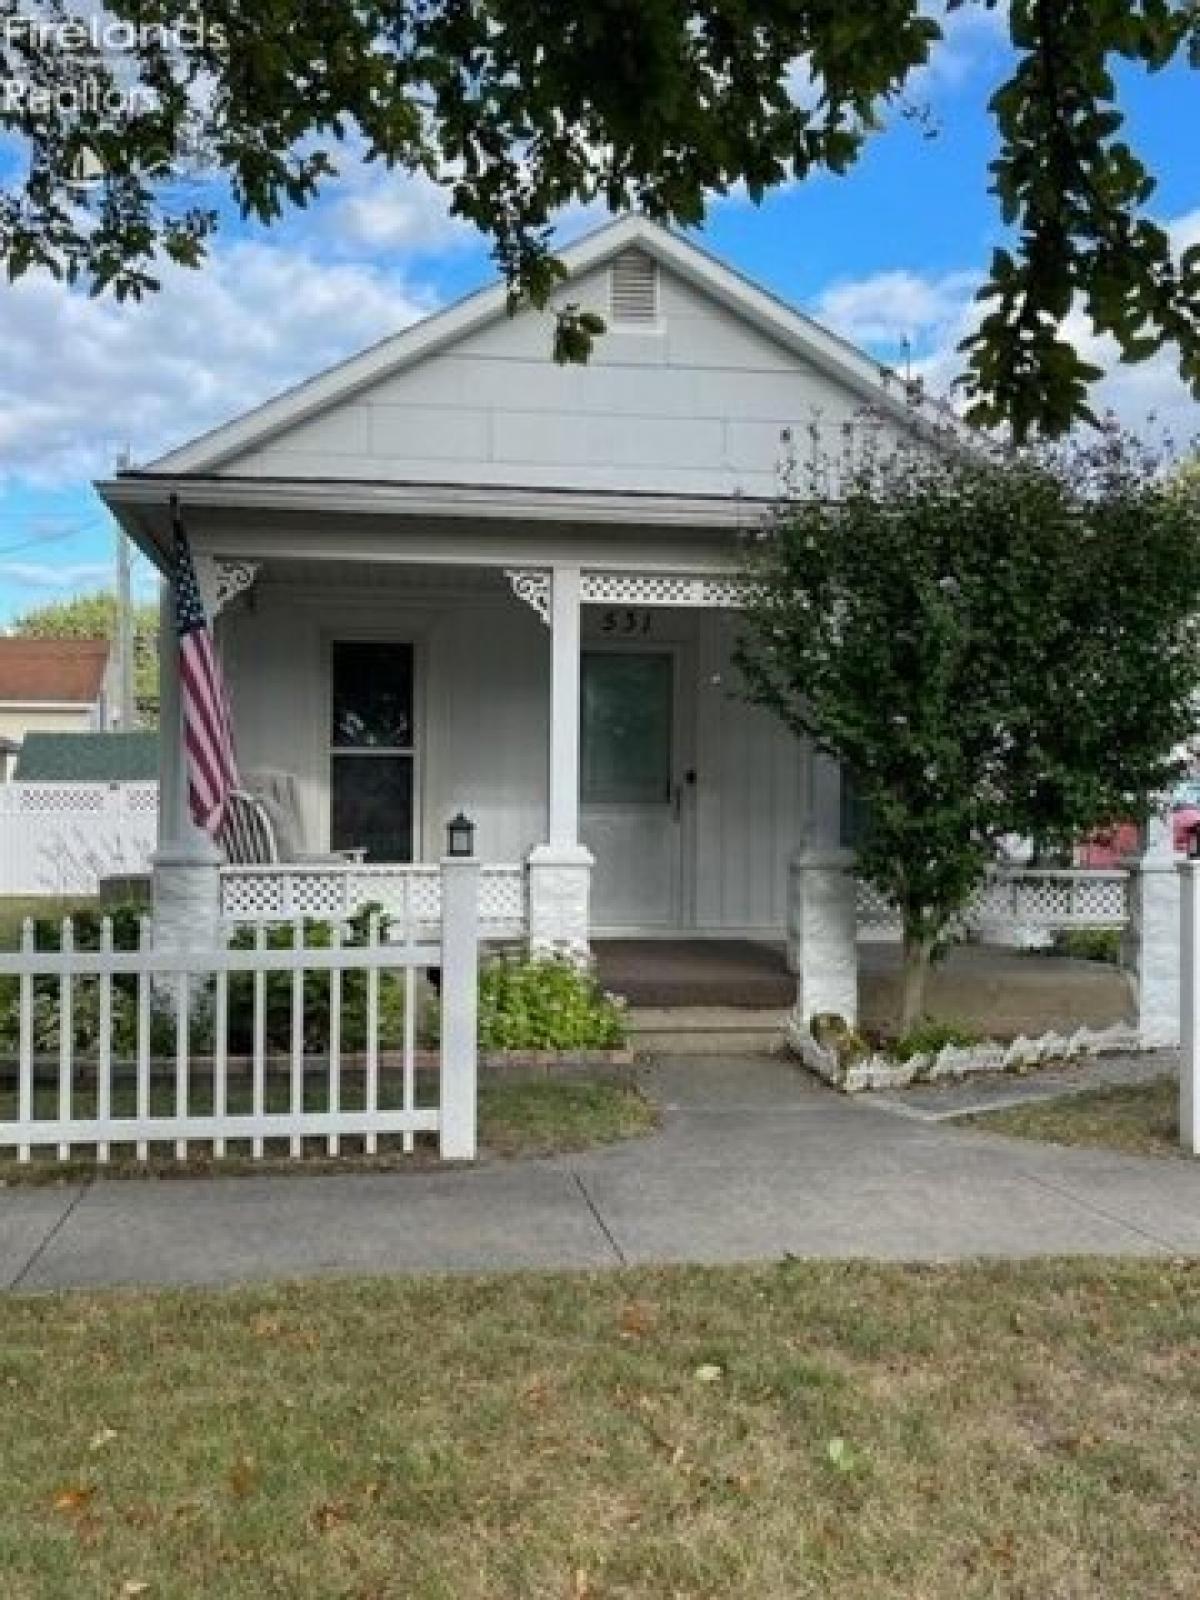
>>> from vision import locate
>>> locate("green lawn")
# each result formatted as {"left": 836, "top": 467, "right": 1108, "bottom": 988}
{"left": 0, "top": 1074, "right": 658, "bottom": 1181}
{"left": 960, "top": 1077, "right": 1186, "bottom": 1158}
{"left": 1, "top": 1260, "right": 1197, "bottom": 1598}
{"left": 0, "top": 897, "right": 97, "bottom": 950}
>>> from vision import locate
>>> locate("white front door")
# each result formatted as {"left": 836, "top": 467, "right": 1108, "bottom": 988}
{"left": 580, "top": 646, "right": 691, "bottom": 930}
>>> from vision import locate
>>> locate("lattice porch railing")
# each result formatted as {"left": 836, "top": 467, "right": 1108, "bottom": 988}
{"left": 856, "top": 868, "right": 1131, "bottom": 938}
{"left": 220, "top": 861, "right": 527, "bottom": 939}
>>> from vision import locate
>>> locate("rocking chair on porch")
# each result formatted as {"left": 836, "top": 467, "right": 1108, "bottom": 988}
{"left": 220, "top": 771, "right": 366, "bottom": 867}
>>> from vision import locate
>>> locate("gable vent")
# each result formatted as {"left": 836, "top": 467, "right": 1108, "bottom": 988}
{"left": 610, "top": 251, "right": 659, "bottom": 324}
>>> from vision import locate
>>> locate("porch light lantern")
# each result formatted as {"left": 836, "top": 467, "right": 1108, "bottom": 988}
{"left": 446, "top": 811, "right": 476, "bottom": 858}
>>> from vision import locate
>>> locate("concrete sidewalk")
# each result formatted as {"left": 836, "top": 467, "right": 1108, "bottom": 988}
{"left": 3, "top": 1056, "right": 1198, "bottom": 1292}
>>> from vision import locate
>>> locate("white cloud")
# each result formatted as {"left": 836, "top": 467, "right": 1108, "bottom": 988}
{"left": 0, "top": 240, "right": 435, "bottom": 485}
{"left": 809, "top": 216, "right": 1200, "bottom": 444}
{"left": 812, "top": 268, "right": 981, "bottom": 349}
{"left": 326, "top": 166, "right": 476, "bottom": 254}
{"left": 913, "top": 1, "right": 1010, "bottom": 93}
{"left": 0, "top": 561, "right": 114, "bottom": 591}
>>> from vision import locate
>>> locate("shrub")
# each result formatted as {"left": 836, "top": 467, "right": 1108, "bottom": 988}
{"left": 1052, "top": 929, "right": 1122, "bottom": 965}
{"left": 220, "top": 907, "right": 410, "bottom": 1054}
{"left": 891, "top": 1018, "right": 983, "bottom": 1062}
{"left": 477, "top": 957, "right": 627, "bottom": 1051}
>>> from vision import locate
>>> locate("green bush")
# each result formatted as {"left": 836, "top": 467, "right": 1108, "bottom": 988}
{"left": 891, "top": 1018, "right": 983, "bottom": 1062}
{"left": 220, "top": 907, "right": 410, "bottom": 1054}
{"left": 477, "top": 957, "right": 627, "bottom": 1051}
{"left": 0, "top": 903, "right": 412, "bottom": 1060}
{"left": 1052, "top": 928, "right": 1122, "bottom": 965}
{"left": 0, "top": 908, "right": 628, "bottom": 1059}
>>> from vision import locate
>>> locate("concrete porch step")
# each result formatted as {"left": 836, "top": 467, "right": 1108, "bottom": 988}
{"left": 626, "top": 1006, "right": 792, "bottom": 1057}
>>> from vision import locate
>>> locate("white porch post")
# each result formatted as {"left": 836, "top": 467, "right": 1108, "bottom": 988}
{"left": 1124, "top": 811, "right": 1180, "bottom": 1048}
{"left": 151, "top": 578, "right": 221, "bottom": 951}
{"left": 527, "top": 564, "right": 593, "bottom": 958}
{"left": 787, "top": 748, "right": 858, "bottom": 1029}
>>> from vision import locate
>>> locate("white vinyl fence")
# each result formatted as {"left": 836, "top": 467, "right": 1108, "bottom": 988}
{"left": 0, "top": 860, "right": 480, "bottom": 1166}
{"left": 0, "top": 782, "right": 158, "bottom": 896}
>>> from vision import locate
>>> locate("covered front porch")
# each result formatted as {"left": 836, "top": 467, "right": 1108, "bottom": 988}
{"left": 130, "top": 488, "right": 855, "bottom": 1025}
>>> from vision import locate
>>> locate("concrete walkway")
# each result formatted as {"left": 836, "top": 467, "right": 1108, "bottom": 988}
{"left": 2, "top": 1056, "right": 1197, "bottom": 1293}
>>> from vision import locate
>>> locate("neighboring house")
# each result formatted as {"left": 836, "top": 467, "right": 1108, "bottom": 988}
{"left": 13, "top": 729, "right": 159, "bottom": 783}
{"left": 0, "top": 638, "right": 116, "bottom": 749}
{"left": 97, "top": 215, "right": 943, "bottom": 976}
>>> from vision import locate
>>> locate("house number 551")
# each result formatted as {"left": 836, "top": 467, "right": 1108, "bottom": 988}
{"left": 600, "top": 608, "right": 652, "bottom": 635}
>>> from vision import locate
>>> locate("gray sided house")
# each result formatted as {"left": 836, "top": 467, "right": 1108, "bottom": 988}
{"left": 98, "top": 216, "right": 948, "bottom": 1023}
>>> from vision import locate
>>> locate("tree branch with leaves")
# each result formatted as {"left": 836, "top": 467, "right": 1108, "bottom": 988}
{"left": 1, "top": 0, "right": 1197, "bottom": 437}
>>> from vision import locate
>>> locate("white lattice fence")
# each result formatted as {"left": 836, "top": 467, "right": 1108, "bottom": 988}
{"left": 0, "top": 782, "right": 158, "bottom": 897}
{"left": 857, "top": 868, "right": 1131, "bottom": 938}
{"left": 221, "top": 861, "right": 526, "bottom": 938}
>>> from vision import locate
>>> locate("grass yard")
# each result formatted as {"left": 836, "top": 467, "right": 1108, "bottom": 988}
{"left": 960, "top": 1076, "right": 1185, "bottom": 1158}
{"left": 0, "top": 897, "right": 96, "bottom": 949}
{"left": 1, "top": 1260, "right": 1197, "bottom": 1598}
{"left": 0, "top": 1074, "right": 658, "bottom": 1181}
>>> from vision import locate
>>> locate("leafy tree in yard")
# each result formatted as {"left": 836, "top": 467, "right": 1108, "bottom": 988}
{"left": 2, "top": 1, "right": 1199, "bottom": 437}
{"left": 735, "top": 425, "right": 1200, "bottom": 1032}
{"left": 9, "top": 589, "right": 159, "bottom": 721}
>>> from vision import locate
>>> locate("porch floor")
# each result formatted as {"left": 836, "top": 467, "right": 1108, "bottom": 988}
{"left": 593, "top": 939, "right": 1134, "bottom": 1037}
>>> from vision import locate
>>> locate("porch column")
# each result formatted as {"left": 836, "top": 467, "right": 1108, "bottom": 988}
{"left": 1124, "top": 810, "right": 1180, "bottom": 1048}
{"left": 527, "top": 564, "right": 593, "bottom": 959}
{"left": 787, "top": 748, "right": 858, "bottom": 1030}
{"left": 151, "top": 578, "right": 221, "bottom": 952}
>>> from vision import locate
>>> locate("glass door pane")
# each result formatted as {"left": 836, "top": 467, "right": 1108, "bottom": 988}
{"left": 332, "top": 754, "right": 414, "bottom": 862}
{"left": 581, "top": 651, "right": 673, "bottom": 805}
{"left": 330, "top": 642, "right": 415, "bottom": 861}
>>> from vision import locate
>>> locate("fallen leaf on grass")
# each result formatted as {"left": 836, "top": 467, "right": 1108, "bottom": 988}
{"left": 120, "top": 1582, "right": 151, "bottom": 1597}
{"left": 52, "top": 1485, "right": 95, "bottom": 1514}
{"left": 311, "top": 1499, "right": 352, "bottom": 1533}
{"left": 618, "top": 1302, "right": 656, "bottom": 1340}
{"left": 693, "top": 1363, "right": 723, "bottom": 1383}
{"left": 227, "top": 1456, "right": 258, "bottom": 1498}
{"left": 89, "top": 1426, "right": 119, "bottom": 1451}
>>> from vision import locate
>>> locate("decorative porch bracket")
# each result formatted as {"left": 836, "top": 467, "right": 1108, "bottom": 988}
{"left": 505, "top": 567, "right": 753, "bottom": 625}
{"left": 194, "top": 555, "right": 262, "bottom": 620}
{"left": 504, "top": 567, "right": 551, "bottom": 624}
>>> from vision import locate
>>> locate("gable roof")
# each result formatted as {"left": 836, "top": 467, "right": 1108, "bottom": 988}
{"left": 14, "top": 729, "right": 158, "bottom": 782}
{"left": 0, "top": 638, "right": 110, "bottom": 705}
{"left": 143, "top": 215, "right": 951, "bottom": 478}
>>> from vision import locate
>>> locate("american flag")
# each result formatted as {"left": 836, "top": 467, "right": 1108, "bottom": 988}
{"left": 171, "top": 496, "right": 240, "bottom": 837}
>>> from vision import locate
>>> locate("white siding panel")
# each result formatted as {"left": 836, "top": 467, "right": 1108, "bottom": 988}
{"left": 224, "top": 256, "right": 900, "bottom": 497}
{"left": 368, "top": 406, "right": 492, "bottom": 463}
{"left": 265, "top": 405, "right": 370, "bottom": 458}
{"left": 221, "top": 578, "right": 549, "bottom": 867}
{"left": 693, "top": 613, "right": 805, "bottom": 933}
{"left": 491, "top": 411, "right": 725, "bottom": 472}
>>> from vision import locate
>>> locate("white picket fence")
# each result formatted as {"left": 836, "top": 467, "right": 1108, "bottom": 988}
{"left": 0, "top": 782, "right": 158, "bottom": 896}
{"left": 0, "top": 860, "right": 480, "bottom": 1166}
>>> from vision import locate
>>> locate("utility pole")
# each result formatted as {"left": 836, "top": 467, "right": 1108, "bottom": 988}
{"left": 114, "top": 450, "right": 136, "bottom": 730}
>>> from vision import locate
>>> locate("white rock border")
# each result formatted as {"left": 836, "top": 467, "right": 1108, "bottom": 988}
{"left": 790, "top": 1019, "right": 1143, "bottom": 1094}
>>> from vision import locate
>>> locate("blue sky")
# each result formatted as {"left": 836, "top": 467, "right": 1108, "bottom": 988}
{"left": 0, "top": 3, "right": 1196, "bottom": 625}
